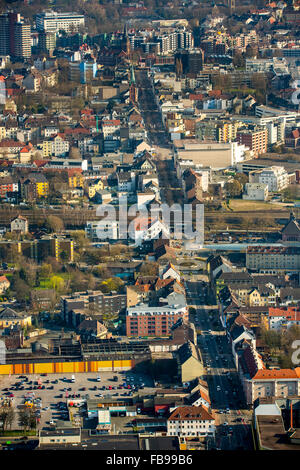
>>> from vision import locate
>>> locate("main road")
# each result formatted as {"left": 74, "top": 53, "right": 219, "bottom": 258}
{"left": 186, "top": 280, "right": 253, "bottom": 450}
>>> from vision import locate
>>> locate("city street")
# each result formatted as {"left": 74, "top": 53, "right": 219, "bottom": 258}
{"left": 186, "top": 280, "right": 253, "bottom": 450}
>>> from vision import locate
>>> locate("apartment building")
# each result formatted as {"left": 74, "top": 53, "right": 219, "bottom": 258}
{"left": 167, "top": 406, "right": 215, "bottom": 438}
{"left": 236, "top": 126, "right": 267, "bottom": 156}
{"left": 249, "top": 166, "right": 289, "bottom": 192}
{"left": 0, "top": 12, "right": 31, "bottom": 58}
{"left": 268, "top": 306, "right": 300, "bottom": 330}
{"left": 11, "top": 215, "right": 28, "bottom": 234}
{"left": 85, "top": 220, "right": 119, "bottom": 241}
{"left": 61, "top": 291, "right": 126, "bottom": 326}
{"left": 36, "top": 11, "right": 85, "bottom": 33}
{"left": 42, "top": 134, "right": 69, "bottom": 157}
{"left": 126, "top": 303, "right": 188, "bottom": 337}
{"left": 246, "top": 246, "right": 300, "bottom": 272}
{"left": 245, "top": 369, "right": 300, "bottom": 404}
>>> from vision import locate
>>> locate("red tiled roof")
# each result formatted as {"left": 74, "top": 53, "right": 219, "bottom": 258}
{"left": 252, "top": 369, "right": 299, "bottom": 380}
{"left": 168, "top": 406, "right": 214, "bottom": 421}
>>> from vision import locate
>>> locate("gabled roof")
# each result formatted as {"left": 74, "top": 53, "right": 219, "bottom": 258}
{"left": 281, "top": 213, "right": 300, "bottom": 236}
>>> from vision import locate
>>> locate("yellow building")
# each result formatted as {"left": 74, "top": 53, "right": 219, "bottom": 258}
{"left": 87, "top": 179, "right": 104, "bottom": 199}
{"left": 0, "top": 126, "right": 6, "bottom": 141}
{"left": 35, "top": 178, "right": 49, "bottom": 197}
{"left": 42, "top": 140, "right": 52, "bottom": 158}
{"left": 68, "top": 172, "right": 84, "bottom": 189}
{"left": 0, "top": 307, "right": 32, "bottom": 329}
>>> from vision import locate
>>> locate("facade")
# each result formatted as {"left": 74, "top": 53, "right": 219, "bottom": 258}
{"left": 0, "top": 12, "right": 31, "bottom": 58}
{"left": 11, "top": 215, "right": 28, "bottom": 234}
{"left": 175, "top": 140, "right": 247, "bottom": 169}
{"left": 236, "top": 126, "right": 268, "bottom": 156}
{"left": 245, "top": 369, "right": 300, "bottom": 404}
{"left": 0, "top": 307, "right": 31, "bottom": 329}
{"left": 36, "top": 11, "right": 85, "bottom": 33}
{"left": 85, "top": 220, "right": 119, "bottom": 241}
{"left": 268, "top": 306, "right": 300, "bottom": 330}
{"left": 126, "top": 303, "right": 188, "bottom": 337}
{"left": 61, "top": 291, "right": 126, "bottom": 326}
{"left": 243, "top": 182, "right": 268, "bottom": 201}
{"left": 246, "top": 246, "right": 300, "bottom": 272}
{"left": 167, "top": 406, "right": 215, "bottom": 437}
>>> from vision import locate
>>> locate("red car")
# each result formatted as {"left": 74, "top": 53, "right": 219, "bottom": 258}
{"left": 9, "top": 393, "right": 14, "bottom": 397}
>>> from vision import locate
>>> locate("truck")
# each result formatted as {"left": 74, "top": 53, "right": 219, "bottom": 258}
{"left": 71, "top": 375, "right": 75, "bottom": 383}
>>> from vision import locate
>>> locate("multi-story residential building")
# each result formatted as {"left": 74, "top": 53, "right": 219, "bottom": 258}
{"left": 14, "top": 21, "right": 31, "bottom": 59}
{"left": 245, "top": 369, "right": 300, "bottom": 404}
{"left": 0, "top": 177, "right": 19, "bottom": 199}
{"left": 236, "top": 126, "right": 268, "bottom": 156}
{"left": 268, "top": 306, "right": 300, "bottom": 330}
{"left": 61, "top": 291, "right": 126, "bottom": 326}
{"left": 42, "top": 134, "right": 69, "bottom": 157}
{"left": 126, "top": 303, "right": 188, "bottom": 337}
{"left": 167, "top": 406, "right": 215, "bottom": 438}
{"left": 102, "top": 120, "right": 121, "bottom": 138}
{"left": 246, "top": 246, "right": 300, "bottom": 273}
{"left": 68, "top": 170, "right": 84, "bottom": 189}
{"left": 249, "top": 166, "right": 289, "bottom": 192}
{"left": 0, "top": 12, "right": 31, "bottom": 58}
{"left": 36, "top": 11, "right": 85, "bottom": 33}
{"left": 38, "top": 31, "right": 56, "bottom": 55}
{"left": 69, "top": 60, "right": 97, "bottom": 84}
{"left": 245, "top": 58, "right": 287, "bottom": 73}
{"left": 20, "top": 173, "right": 49, "bottom": 200}
{"left": 85, "top": 221, "right": 119, "bottom": 241}
{"left": 11, "top": 215, "right": 28, "bottom": 234}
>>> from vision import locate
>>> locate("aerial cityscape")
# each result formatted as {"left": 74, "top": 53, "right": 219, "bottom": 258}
{"left": 0, "top": 0, "right": 299, "bottom": 455}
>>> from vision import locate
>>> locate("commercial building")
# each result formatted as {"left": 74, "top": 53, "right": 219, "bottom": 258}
{"left": 249, "top": 166, "right": 289, "bottom": 192}
{"left": 246, "top": 246, "right": 300, "bottom": 273}
{"left": 245, "top": 369, "right": 300, "bottom": 404}
{"left": 36, "top": 11, "right": 85, "bottom": 33}
{"left": 126, "top": 303, "right": 188, "bottom": 337}
{"left": 174, "top": 140, "right": 247, "bottom": 170}
{"left": 167, "top": 406, "right": 215, "bottom": 437}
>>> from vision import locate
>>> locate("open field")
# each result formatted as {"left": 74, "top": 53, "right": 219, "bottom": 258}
{"left": 227, "top": 200, "right": 286, "bottom": 212}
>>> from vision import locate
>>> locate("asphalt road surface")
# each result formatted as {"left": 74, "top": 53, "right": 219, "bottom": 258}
{"left": 186, "top": 280, "right": 253, "bottom": 450}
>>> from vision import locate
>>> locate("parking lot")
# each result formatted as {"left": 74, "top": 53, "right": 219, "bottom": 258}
{"left": 0, "top": 370, "right": 155, "bottom": 430}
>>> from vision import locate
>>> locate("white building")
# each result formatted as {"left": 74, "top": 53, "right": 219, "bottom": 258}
{"left": 85, "top": 220, "right": 119, "bottom": 241}
{"left": 249, "top": 166, "right": 289, "bottom": 192}
{"left": 167, "top": 406, "right": 215, "bottom": 437}
{"left": 36, "top": 11, "right": 85, "bottom": 33}
{"left": 268, "top": 307, "right": 300, "bottom": 330}
{"left": 11, "top": 215, "right": 28, "bottom": 234}
{"left": 243, "top": 182, "right": 268, "bottom": 201}
{"left": 133, "top": 217, "right": 170, "bottom": 246}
